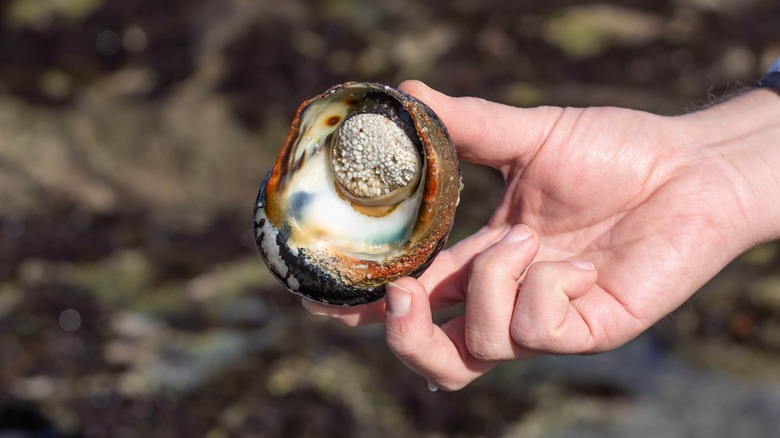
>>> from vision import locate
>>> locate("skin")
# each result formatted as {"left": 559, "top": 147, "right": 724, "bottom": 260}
{"left": 303, "top": 81, "right": 780, "bottom": 391}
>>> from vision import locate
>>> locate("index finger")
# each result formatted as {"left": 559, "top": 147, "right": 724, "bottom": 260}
{"left": 398, "top": 80, "right": 564, "bottom": 170}
{"left": 385, "top": 277, "right": 497, "bottom": 391}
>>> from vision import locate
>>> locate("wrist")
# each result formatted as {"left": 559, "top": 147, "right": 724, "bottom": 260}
{"left": 678, "top": 89, "right": 780, "bottom": 248}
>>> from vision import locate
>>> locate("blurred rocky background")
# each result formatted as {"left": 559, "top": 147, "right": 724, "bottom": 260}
{"left": 1, "top": 0, "right": 780, "bottom": 436}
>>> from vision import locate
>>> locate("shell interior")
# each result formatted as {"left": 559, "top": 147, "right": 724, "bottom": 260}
{"left": 267, "top": 86, "right": 426, "bottom": 259}
{"left": 254, "top": 82, "right": 459, "bottom": 306}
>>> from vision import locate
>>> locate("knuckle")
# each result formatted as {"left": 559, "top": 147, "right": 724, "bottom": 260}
{"left": 510, "top": 324, "right": 532, "bottom": 349}
{"left": 470, "top": 251, "right": 506, "bottom": 279}
{"left": 465, "top": 337, "right": 502, "bottom": 361}
{"left": 510, "top": 319, "right": 561, "bottom": 352}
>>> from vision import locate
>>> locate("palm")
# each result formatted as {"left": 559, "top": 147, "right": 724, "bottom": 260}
{"left": 464, "top": 105, "right": 740, "bottom": 347}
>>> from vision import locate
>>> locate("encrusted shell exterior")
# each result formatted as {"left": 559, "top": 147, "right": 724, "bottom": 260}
{"left": 254, "top": 82, "right": 460, "bottom": 306}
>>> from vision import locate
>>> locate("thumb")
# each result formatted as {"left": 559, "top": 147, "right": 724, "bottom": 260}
{"left": 397, "top": 80, "right": 564, "bottom": 169}
{"left": 384, "top": 277, "right": 495, "bottom": 391}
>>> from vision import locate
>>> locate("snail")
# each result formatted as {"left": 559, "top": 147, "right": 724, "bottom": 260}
{"left": 253, "top": 82, "right": 460, "bottom": 306}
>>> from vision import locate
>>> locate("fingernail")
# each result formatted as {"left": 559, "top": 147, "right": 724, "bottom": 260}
{"left": 504, "top": 225, "right": 532, "bottom": 243}
{"left": 569, "top": 260, "right": 595, "bottom": 270}
{"left": 386, "top": 282, "right": 412, "bottom": 317}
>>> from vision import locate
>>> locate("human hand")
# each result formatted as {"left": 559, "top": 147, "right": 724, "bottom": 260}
{"left": 304, "top": 81, "right": 780, "bottom": 390}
